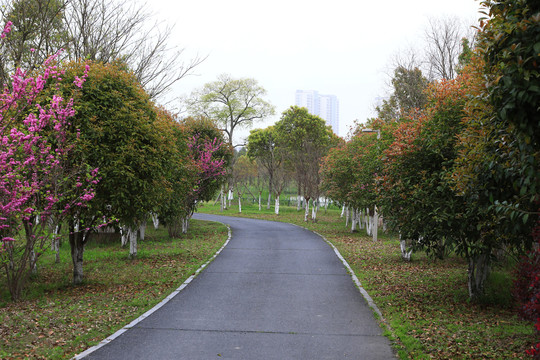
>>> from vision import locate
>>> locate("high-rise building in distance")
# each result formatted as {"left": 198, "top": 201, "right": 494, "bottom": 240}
{"left": 295, "top": 90, "right": 339, "bottom": 134}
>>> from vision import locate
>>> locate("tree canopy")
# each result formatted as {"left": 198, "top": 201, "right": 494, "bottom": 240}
{"left": 185, "top": 74, "right": 275, "bottom": 147}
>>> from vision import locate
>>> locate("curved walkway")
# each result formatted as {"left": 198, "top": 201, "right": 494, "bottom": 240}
{"left": 77, "top": 214, "right": 395, "bottom": 359}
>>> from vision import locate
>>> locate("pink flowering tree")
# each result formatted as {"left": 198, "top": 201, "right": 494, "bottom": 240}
{"left": 0, "top": 21, "right": 97, "bottom": 300}
{"left": 182, "top": 117, "right": 230, "bottom": 225}
{"left": 156, "top": 116, "right": 230, "bottom": 237}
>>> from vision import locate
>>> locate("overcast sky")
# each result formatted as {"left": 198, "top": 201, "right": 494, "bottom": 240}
{"left": 149, "top": 0, "right": 482, "bottom": 142}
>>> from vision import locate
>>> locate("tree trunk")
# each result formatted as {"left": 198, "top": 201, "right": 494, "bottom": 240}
{"left": 345, "top": 206, "right": 350, "bottom": 227}
{"left": 296, "top": 180, "right": 302, "bottom": 211}
{"left": 151, "top": 212, "right": 159, "bottom": 229}
{"left": 400, "top": 233, "right": 412, "bottom": 261}
{"left": 53, "top": 237, "right": 60, "bottom": 264}
{"left": 139, "top": 220, "right": 146, "bottom": 240}
{"left": 238, "top": 196, "right": 242, "bottom": 213}
{"left": 120, "top": 226, "right": 128, "bottom": 247}
{"left": 51, "top": 224, "right": 61, "bottom": 264}
{"left": 220, "top": 185, "right": 225, "bottom": 212}
{"left": 351, "top": 208, "right": 357, "bottom": 232}
{"left": 468, "top": 253, "right": 490, "bottom": 300}
{"left": 258, "top": 192, "right": 262, "bottom": 211}
{"left": 372, "top": 206, "right": 378, "bottom": 241}
{"left": 69, "top": 231, "right": 85, "bottom": 285}
{"left": 129, "top": 226, "right": 138, "bottom": 259}
{"left": 365, "top": 208, "right": 372, "bottom": 236}
{"left": 29, "top": 250, "right": 37, "bottom": 275}
{"left": 267, "top": 174, "right": 273, "bottom": 210}
{"left": 167, "top": 217, "right": 182, "bottom": 238}
{"left": 304, "top": 198, "right": 310, "bottom": 222}
{"left": 182, "top": 217, "right": 189, "bottom": 234}
{"left": 4, "top": 241, "right": 28, "bottom": 301}
{"left": 341, "top": 204, "right": 345, "bottom": 218}
{"left": 275, "top": 195, "right": 280, "bottom": 215}
{"left": 311, "top": 200, "right": 318, "bottom": 222}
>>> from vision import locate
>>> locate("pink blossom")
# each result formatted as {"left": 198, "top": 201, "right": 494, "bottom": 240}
{"left": 1, "top": 21, "right": 12, "bottom": 39}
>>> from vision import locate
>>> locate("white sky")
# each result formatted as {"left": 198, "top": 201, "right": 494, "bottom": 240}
{"left": 149, "top": 0, "right": 482, "bottom": 142}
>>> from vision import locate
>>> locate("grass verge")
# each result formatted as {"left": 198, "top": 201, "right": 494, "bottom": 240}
{"left": 0, "top": 219, "right": 228, "bottom": 359}
{"left": 198, "top": 201, "right": 536, "bottom": 359}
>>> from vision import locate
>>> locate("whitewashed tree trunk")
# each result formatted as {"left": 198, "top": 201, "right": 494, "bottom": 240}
{"left": 304, "top": 199, "right": 310, "bottom": 222}
{"left": 120, "top": 226, "right": 128, "bottom": 247}
{"left": 311, "top": 201, "right": 318, "bottom": 222}
{"left": 258, "top": 192, "right": 262, "bottom": 211}
{"left": 297, "top": 196, "right": 302, "bottom": 211}
{"left": 29, "top": 250, "right": 37, "bottom": 275}
{"left": 399, "top": 233, "right": 412, "bottom": 261}
{"left": 228, "top": 189, "right": 233, "bottom": 208}
{"left": 372, "top": 207, "right": 378, "bottom": 241}
{"left": 345, "top": 206, "right": 350, "bottom": 227}
{"left": 267, "top": 192, "right": 272, "bottom": 210}
{"left": 139, "top": 220, "right": 146, "bottom": 240}
{"left": 364, "top": 208, "right": 371, "bottom": 236}
{"left": 151, "top": 213, "right": 159, "bottom": 229}
{"left": 220, "top": 186, "right": 225, "bottom": 211}
{"left": 357, "top": 209, "right": 363, "bottom": 229}
{"left": 351, "top": 208, "right": 357, "bottom": 232}
{"left": 341, "top": 204, "right": 345, "bottom": 218}
{"left": 51, "top": 224, "right": 60, "bottom": 264}
{"left": 275, "top": 196, "right": 280, "bottom": 215}
{"left": 129, "top": 226, "right": 137, "bottom": 259}
{"left": 182, "top": 217, "right": 190, "bottom": 234}
{"left": 238, "top": 196, "right": 242, "bottom": 213}
{"left": 29, "top": 215, "right": 41, "bottom": 274}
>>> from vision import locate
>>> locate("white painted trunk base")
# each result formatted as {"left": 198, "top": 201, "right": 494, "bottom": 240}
{"left": 151, "top": 213, "right": 159, "bottom": 229}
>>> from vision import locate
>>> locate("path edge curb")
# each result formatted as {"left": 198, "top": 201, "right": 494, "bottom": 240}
{"left": 72, "top": 221, "right": 232, "bottom": 360}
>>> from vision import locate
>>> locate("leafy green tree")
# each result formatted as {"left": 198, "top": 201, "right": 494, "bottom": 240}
{"left": 451, "top": 0, "right": 539, "bottom": 303}
{"left": 152, "top": 109, "right": 195, "bottom": 238}
{"left": 478, "top": 0, "right": 539, "bottom": 226}
{"left": 246, "top": 126, "right": 282, "bottom": 210}
{"left": 378, "top": 73, "right": 496, "bottom": 298}
{"left": 232, "top": 154, "right": 257, "bottom": 213}
{"left": 376, "top": 66, "right": 429, "bottom": 122}
{"left": 185, "top": 74, "right": 275, "bottom": 148}
{"left": 321, "top": 120, "right": 395, "bottom": 233}
{"left": 60, "top": 60, "right": 170, "bottom": 282}
{"left": 274, "top": 106, "right": 338, "bottom": 222}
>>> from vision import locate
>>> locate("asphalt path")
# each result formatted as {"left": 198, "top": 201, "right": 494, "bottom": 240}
{"left": 79, "top": 214, "right": 395, "bottom": 359}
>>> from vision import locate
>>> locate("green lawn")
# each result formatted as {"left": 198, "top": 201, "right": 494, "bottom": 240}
{"left": 0, "top": 219, "right": 228, "bottom": 359}
{"left": 198, "top": 201, "right": 536, "bottom": 359}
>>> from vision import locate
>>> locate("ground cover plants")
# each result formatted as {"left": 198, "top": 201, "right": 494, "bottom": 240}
{"left": 198, "top": 201, "right": 537, "bottom": 359}
{"left": 0, "top": 219, "right": 228, "bottom": 359}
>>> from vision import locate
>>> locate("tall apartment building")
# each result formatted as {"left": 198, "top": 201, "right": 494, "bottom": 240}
{"left": 295, "top": 90, "right": 339, "bottom": 134}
